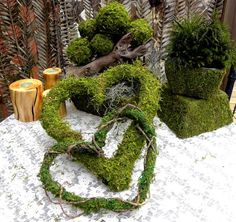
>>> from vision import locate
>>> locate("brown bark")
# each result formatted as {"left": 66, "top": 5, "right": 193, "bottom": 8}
{"left": 69, "top": 33, "right": 153, "bottom": 77}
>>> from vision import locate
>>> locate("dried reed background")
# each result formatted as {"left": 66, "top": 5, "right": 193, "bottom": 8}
{"left": 0, "top": 0, "right": 224, "bottom": 120}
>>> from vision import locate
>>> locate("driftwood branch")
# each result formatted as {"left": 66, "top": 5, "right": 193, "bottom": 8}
{"left": 70, "top": 33, "right": 152, "bottom": 77}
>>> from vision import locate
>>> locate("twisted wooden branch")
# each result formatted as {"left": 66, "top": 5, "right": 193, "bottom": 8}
{"left": 71, "top": 33, "right": 152, "bottom": 77}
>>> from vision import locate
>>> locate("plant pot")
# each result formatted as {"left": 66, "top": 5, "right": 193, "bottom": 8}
{"left": 165, "top": 60, "right": 226, "bottom": 99}
{"left": 157, "top": 86, "right": 233, "bottom": 138}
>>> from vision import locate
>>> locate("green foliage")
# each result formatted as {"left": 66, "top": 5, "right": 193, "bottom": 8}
{"left": 168, "top": 15, "right": 234, "bottom": 69}
{"left": 96, "top": 1, "right": 130, "bottom": 39}
{"left": 157, "top": 86, "right": 233, "bottom": 138}
{"left": 78, "top": 19, "right": 97, "bottom": 40}
{"left": 66, "top": 38, "right": 92, "bottom": 66}
{"left": 129, "top": 19, "right": 153, "bottom": 46}
{"left": 165, "top": 60, "right": 225, "bottom": 99}
{"left": 91, "top": 34, "right": 114, "bottom": 56}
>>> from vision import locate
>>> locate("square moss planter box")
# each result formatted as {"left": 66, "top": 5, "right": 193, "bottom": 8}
{"left": 165, "top": 60, "right": 225, "bottom": 99}
{"left": 157, "top": 87, "right": 233, "bottom": 138}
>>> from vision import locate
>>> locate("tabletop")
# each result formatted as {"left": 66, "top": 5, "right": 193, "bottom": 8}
{"left": 0, "top": 102, "right": 236, "bottom": 222}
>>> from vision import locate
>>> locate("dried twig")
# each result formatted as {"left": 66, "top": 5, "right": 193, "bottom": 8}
{"left": 44, "top": 188, "right": 84, "bottom": 219}
{"left": 92, "top": 135, "right": 101, "bottom": 150}
{"left": 116, "top": 103, "right": 143, "bottom": 115}
{"left": 98, "top": 117, "right": 126, "bottom": 130}
{"left": 48, "top": 150, "right": 64, "bottom": 155}
{"left": 67, "top": 142, "right": 104, "bottom": 157}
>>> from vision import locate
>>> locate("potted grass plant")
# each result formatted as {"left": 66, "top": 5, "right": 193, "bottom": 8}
{"left": 166, "top": 15, "right": 236, "bottom": 99}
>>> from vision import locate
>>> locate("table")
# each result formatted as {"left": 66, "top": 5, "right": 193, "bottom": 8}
{"left": 0, "top": 102, "right": 236, "bottom": 222}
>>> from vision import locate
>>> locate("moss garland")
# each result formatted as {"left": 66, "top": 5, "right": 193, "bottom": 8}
{"left": 39, "top": 62, "right": 161, "bottom": 214}
{"left": 40, "top": 105, "right": 157, "bottom": 214}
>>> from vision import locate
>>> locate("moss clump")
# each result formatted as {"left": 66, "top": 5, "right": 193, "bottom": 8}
{"left": 66, "top": 38, "right": 92, "bottom": 66}
{"left": 157, "top": 86, "right": 233, "bottom": 138}
{"left": 91, "top": 34, "right": 114, "bottom": 56}
{"left": 96, "top": 1, "right": 130, "bottom": 39}
{"left": 166, "top": 60, "right": 225, "bottom": 99}
{"left": 78, "top": 19, "right": 97, "bottom": 40}
{"left": 129, "top": 19, "right": 153, "bottom": 46}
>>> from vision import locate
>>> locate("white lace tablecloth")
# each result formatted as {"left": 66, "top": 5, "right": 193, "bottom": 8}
{"left": 0, "top": 102, "right": 236, "bottom": 222}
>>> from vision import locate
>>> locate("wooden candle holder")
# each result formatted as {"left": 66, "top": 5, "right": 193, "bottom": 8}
{"left": 9, "top": 79, "right": 43, "bottom": 122}
{"left": 43, "top": 89, "right": 67, "bottom": 117}
{"left": 43, "top": 67, "right": 62, "bottom": 90}
{"left": 43, "top": 67, "right": 67, "bottom": 117}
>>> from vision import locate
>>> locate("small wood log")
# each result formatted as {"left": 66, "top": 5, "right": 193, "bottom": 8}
{"left": 43, "top": 67, "right": 67, "bottom": 117}
{"left": 43, "top": 67, "right": 62, "bottom": 90}
{"left": 9, "top": 79, "right": 43, "bottom": 122}
{"left": 43, "top": 89, "right": 67, "bottom": 117}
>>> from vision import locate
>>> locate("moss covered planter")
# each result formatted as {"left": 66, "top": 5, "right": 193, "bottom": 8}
{"left": 157, "top": 86, "right": 233, "bottom": 138}
{"left": 39, "top": 63, "right": 161, "bottom": 214}
{"left": 166, "top": 60, "right": 225, "bottom": 99}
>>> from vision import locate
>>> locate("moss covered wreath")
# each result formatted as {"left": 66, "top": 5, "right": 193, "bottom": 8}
{"left": 39, "top": 62, "right": 161, "bottom": 214}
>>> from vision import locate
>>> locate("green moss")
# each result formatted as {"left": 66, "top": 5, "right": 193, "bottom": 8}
{"left": 96, "top": 2, "right": 131, "bottom": 40}
{"left": 72, "top": 61, "right": 161, "bottom": 120}
{"left": 78, "top": 19, "right": 97, "bottom": 40}
{"left": 168, "top": 15, "right": 234, "bottom": 69}
{"left": 99, "top": 61, "right": 160, "bottom": 121}
{"left": 75, "top": 125, "right": 144, "bottom": 191}
{"left": 41, "top": 62, "right": 161, "bottom": 187}
{"left": 41, "top": 77, "right": 103, "bottom": 141}
{"left": 157, "top": 86, "right": 233, "bottom": 138}
{"left": 129, "top": 19, "right": 153, "bottom": 46}
{"left": 39, "top": 107, "right": 158, "bottom": 213}
{"left": 166, "top": 60, "right": 225, "bottom": 99}
{"left": 40, "top": 62, "right": 161, "bottom": 213}
{"left": 66, "top": 38, "right": 92, "bottom": 66}
{"left": 91, "top": 34, "right": 114, "bottom": 56}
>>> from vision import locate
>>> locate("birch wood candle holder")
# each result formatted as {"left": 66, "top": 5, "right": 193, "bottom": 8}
{"left": 9, "top": 79, "right": 43, "bottom": 122}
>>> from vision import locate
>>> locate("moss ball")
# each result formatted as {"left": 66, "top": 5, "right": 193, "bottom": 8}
{"left": 129, "top": 19, "right": 153, "bottom": 46}
{"left": 91, "top": 34, "right": 114, "bottom": 56}
{"left": 66, "top": 38, "right": 92, "bottom": 66}
{"left": 96, "top": 2, "right": 131, "bottom": 40}
{"left": 78, "top": 19, "right": 96, "bottom": 40}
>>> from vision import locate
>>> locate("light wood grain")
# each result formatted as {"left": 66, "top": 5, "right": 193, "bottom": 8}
{"left": 9, "top": 79, "right": 43, "bottom": 122}
{"left": 43, "top": 67, "right": 62, "bottom": 90}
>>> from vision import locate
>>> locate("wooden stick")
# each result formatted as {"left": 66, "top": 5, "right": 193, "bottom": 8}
{"left": 9, "top": 79, "right": 43, "bottom": 122}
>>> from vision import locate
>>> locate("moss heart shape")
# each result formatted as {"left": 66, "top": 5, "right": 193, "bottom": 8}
{"left": 39, "top": 62, "right": 161, "bottom": 214}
